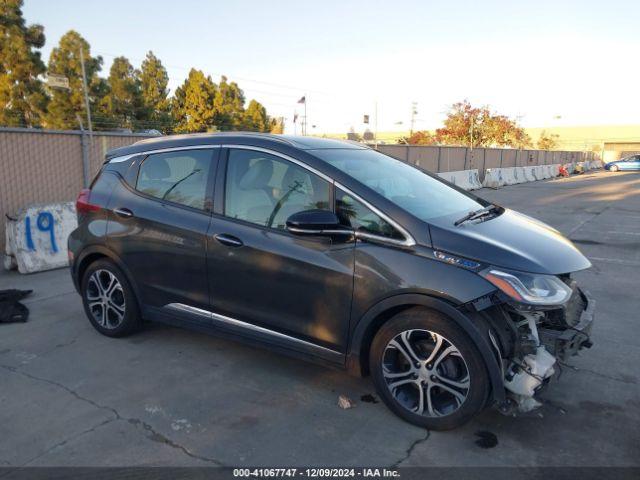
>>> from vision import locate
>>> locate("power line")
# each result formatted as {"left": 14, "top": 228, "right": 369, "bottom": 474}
{"left": 92, "top": 50, "right": 398, "bottom": 109}
{"left": 95, "top": 51, "right": 330, "bottom": 96}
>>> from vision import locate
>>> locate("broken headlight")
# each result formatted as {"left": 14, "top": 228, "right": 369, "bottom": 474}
{"left": 480, "top": 267, "right": 572, "bottom": 306}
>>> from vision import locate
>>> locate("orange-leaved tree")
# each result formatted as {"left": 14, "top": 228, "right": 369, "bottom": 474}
{"left": 399, "top": 130, "right": 437, "bottom": 145}
{"left": 435, "top": 100, "right": 531, "bottom": 148}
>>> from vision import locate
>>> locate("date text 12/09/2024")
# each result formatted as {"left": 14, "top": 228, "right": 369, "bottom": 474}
{"left": 233, "top": 469, "right": 400, "bottom": 478}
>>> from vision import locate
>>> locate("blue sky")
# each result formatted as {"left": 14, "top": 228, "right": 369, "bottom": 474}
{"left": 24, "top": 0, "right": 640, "bottom": 133}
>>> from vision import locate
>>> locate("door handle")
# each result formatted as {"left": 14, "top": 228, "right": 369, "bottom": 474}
{"left": 214, "top": 233, "right": 243, "bottom": 248}
{"left": 113, "top": 207, "right": 134, "bottom": 218}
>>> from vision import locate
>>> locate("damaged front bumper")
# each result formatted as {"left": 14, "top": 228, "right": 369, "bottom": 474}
{"left": 539, "top": 288, "right": 595, "bottom": 361}
{"left": 487, "top": 285, "right": 595, "bottom": 414}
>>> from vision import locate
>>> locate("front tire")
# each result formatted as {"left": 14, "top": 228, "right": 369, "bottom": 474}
{"left": 370, "top": 307, "right": 489, "bottom": 430}
{"left": 81, "top": 259, "right": 141, "bottom": 337}
{"left": 610, "top": 165, "right": 619, "bottom": 172}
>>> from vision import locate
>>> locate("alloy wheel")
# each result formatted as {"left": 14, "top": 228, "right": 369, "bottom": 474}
{"left": 86, "top": 269, "right": 126, "bottom": 329}
{"left": 382, "top": 329, "right": 470, "bottom": 417}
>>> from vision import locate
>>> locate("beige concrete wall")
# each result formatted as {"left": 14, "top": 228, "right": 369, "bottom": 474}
{"left": 484, "top": 149, "right": 502, "bottom": 169}
{"left": 0, "top": 128, "right": 155, "bottom": 253}
{"left": 376, "top": 145, "right": 595, "bottom": 177}
{"left": 408, "top": 146, "right": 439, "bottom": 171}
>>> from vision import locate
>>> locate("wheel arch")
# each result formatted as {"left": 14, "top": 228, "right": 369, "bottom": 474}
{"left": 74, "top": 245, "right": 142, "bottom": 304}
{"left": 346, "top": 293, "right": 505, "bottom": 403}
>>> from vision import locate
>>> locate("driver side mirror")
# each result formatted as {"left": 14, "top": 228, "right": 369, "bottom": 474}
{"left": 286, "top": 209, "right": 352, "bottom": 236}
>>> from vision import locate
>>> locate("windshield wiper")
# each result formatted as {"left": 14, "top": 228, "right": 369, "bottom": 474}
{"left": 454, "top": 204, "right": 500, "bottom": 226}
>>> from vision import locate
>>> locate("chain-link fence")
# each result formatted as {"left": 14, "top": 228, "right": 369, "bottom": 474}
{"left": 0, "top": 127, "right": 156, "bottom": 253}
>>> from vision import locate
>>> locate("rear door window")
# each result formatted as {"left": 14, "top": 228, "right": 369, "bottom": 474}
{"left": 136, "top": 150, "right": 214, "bottom": 210}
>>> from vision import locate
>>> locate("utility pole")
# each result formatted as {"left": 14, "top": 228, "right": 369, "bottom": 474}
{"left": 410, "top": 101, "right": 418, "bottom": 135}
{"left": 374, "top": 101, "right": 378, "bottom": 149}
{"left": 79, "top": 45, "right": 93, "bottom": 134}
{"left": 469, "top": 116, "right": 474, "bottom": 151}
{"left": 76, "top": 114, "right": 90, "bottom": 188}
{"left": 303, "top": 94, "right": 307, "bottom": 135}
{"left": 296, "top": 95, "right": 307, "bottom": 135}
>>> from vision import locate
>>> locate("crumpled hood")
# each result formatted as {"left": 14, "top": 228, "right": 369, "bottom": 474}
{"left": 429, "top": 209, "right": 592, "bottom": 275}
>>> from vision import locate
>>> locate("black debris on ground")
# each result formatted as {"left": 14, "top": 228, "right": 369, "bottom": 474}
{"left": 361, "top": 394, "right": 379, "bottom": 404}
{"left": 0, "top": 289, "right": 32, "bottom": 323}
{"left": 474, "top": 431, "right": 499, "bottom": 449}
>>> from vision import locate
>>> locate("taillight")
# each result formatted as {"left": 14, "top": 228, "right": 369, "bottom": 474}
{"left": 76, "top": 188, "right": 100, "bottom": 214}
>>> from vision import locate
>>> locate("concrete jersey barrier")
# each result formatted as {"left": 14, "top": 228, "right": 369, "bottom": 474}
{"left": 483, "top": 168, "right": 505, "bottom": 188}
{"left": 4, "top": 202, "right": 77, "bottom": 274}
{"left": 541, "top": 165, "right": 549, "bottom": 179}
{"left": 514, "top": 167, "right": 526, "bottom": 184}
{"left": 501, "top": 167, "right": 518, "bottom": 185}
{"left": 584, "top": 160, "right": 603, "bottom": 170}
{"left": 487, "top": 167, "right": 508, "bottom": 186}
{"left": 484, "top": 163, "right": 563, "bottom": 189}
{"left": 523, "top": 166, "right": 537, "bottom": 182}
{"left": 437, "top": 169, "right": 482, "bottom": 190}
{"left": 532, "top": 165, "right": 545, "bottom": 180}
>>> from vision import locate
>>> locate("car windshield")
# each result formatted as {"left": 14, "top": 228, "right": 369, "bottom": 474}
{"left": 311, "top": 148, "right": 483, "bottom": 221}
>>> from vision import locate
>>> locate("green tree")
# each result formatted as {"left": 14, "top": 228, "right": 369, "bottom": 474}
{"left": 269, "top": 116, "right": 284, "bottom": 134}
{"left": 139, "top": 51, "right": 170, "bottom": 129}
{"left": 45, "top": 30, "right": 107, "bottom": 129}
{"left": 100, "top": 56, "right": 142, "bottom": 129}
{"left": 213, "top": 76, "right": 245, "bottom": 130}
{"left": 243, "top": 99, "right": 270, "bottom": 132}
{"left": 537, "top": 130, "right": 560, "bottom": 150}
{"left": 172, "top": 68, "right": 217, "bottom": 133}
{"left": 0, "top": 0, "right": 47, "bottom": 127}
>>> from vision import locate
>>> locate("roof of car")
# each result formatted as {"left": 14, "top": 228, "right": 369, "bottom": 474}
{"left": 105, "top": 132, "right": 367, "bottom": 160}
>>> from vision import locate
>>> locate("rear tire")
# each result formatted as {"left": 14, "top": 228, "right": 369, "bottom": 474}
{"left": 81, "top": 259, "right": 141, "bottom": 337}
{"left": 370, "top": 307, "right": 489, "bottom": 430}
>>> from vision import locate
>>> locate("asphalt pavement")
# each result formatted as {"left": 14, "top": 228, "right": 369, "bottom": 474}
{"left": 1, "top": 170, "right": 638, "bottom": 467}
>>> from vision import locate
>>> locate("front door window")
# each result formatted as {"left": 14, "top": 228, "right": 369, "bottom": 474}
{"left": 224, "top": 149, "right": 331, "bottom": 229}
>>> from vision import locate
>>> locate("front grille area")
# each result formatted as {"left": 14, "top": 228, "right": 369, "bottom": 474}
{"left": 563, "top": 286, "right": 586, "bottom": 327}
{"left": 543, "top": 281, "right": 585, "bottom": 328}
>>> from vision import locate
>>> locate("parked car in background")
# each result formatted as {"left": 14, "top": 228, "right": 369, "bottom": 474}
{"left": 68, "top": 133, "right": 595, "bottom": 430}
{"left": 605, "top": 155, "right": 640, "bottom": 171}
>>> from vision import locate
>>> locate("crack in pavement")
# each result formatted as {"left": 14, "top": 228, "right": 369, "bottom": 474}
{"left": 0, "top": 364, "right": 224, "bottom": 466}
{"left": 33, "top": 335, "right": 82, "bottom": 359}
{"left": 388, "top": 430, "right": 430, "bottom": 468}
{"left": 0, "top": 364, "right": 117, "bottom": 417}
{"left": 21, "top": 418, "right": 118, "bottom": 467}
{"left": 53, "top": 336, "right": 79, "bottom": 350}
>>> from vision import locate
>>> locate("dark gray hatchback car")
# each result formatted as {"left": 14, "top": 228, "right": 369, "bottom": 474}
{"left": 69, "top": 133, "right": 595, "bottom": 429}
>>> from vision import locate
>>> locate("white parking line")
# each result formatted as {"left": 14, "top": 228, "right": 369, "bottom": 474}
{"left": 589, "top": 257, "right": 640, "bottom": 266}
{"left": 605, "top": 231, "right": 640, "bottom": 236}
